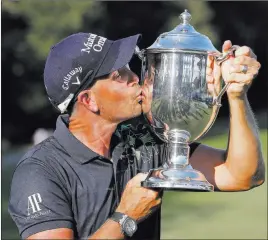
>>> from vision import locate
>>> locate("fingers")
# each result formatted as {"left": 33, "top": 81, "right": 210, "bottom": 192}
{"left": 207, "top": 55, "right": 214, "bottom": 68}
{"left": 131, "top": 173, "right": 162, "bottom": 197}
{"left": 228, "top": 56, "right": 261, "bottom": 78}
{"left": 229, "top": 65, "right": 248, "bottom": 74}
{"left": 146, "top": 188, "right": 161, "bottom": 199}
{"left": 234, "top": 56, "right": 252, "bottom": 65}
{"left": 150, "top": 170, "right": 164, "bottom": 179}
{"left": 229, "top": 64, "right": 259, "bottom": 76}
{"left": 235, "top": 46, "right": 251, "bottom": 57}
{"left": 138, "top": 199, "right": 162, "bottom": 222}
{"left": 153, "top": 198, "right": 162, "bottom": 207}
{"left": 222, "top": 41, "right": 257, "bottom": 60}
{"left": 206, "top": 66, "right": 221, "bottom": 82}
{"left": 222, "top": 40, "right": 232, "bottom": 52}
{"left": 135, "top": 172, "right": 149, "bottom": 181}
{"left": 206, "top": 56, "right": 221, "bottom": 85}
{"left": 206, "top": 65, "right": 213, "bottom": 83}
{"left": 235, "top": 46, "right": 257, "bottom": 59}
{"left": 206, "top": 65, "right": 213, "bottom": 76}
{"left": 225, "top": 72, "right": 255, "bottom": 84}
{"left": 206, "top": 74, "right": 214, "bottom": 84}
{"left": 206, "top": 55, "right": 214, "bottom": 84}
{"left": 233, "top": 56, "right": 261, "bottom": 69}
{"left": 130, "top": 173, "right": 149, "bottom": 187}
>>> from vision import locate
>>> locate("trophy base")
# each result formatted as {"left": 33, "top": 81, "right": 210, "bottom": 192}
{"left": 141, "top": 167, "right": 214, "bottom": 192}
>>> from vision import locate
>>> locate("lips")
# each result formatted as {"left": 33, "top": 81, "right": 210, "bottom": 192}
{"left": 141, "top": 89, "right": 146, "bottom": 99}
{"left": 136, "top": 89, "right": 142, "bottom": 98}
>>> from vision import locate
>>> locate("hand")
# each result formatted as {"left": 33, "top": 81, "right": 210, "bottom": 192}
{"left": 116, "top": 173, "right": 162, "bottom": 222}
{"left": 221, "top": 40, "right": 261, "bottom": 100}
{"left": 206, "top": 54, "right": 222, "bottom": 97}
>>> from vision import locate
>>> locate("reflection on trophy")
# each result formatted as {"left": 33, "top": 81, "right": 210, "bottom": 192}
{"left": 136, "top": 10, "right": 237, "bottom": 192}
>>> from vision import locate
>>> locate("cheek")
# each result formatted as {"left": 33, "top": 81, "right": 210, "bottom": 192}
{"left": 106, "top": 88, "right": 131, "bottom": 104}
{"left": 96, "top": 86, "right": 134, "bottom": 115}
{"left": 98, "top": 85, "right": 127, "bottom": 103}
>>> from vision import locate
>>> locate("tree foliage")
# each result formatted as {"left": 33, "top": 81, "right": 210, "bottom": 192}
{"left": 2, "top": 0, "right": 103, "bottom": 59}
{"left": 162, "top": 1, "right": 219, "bottom": 45}
{"left": 2, "top": 1, "right": 267, "bottom": 146}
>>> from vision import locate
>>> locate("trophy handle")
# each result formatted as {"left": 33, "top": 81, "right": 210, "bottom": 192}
{"left": 135, "top": 46, "right": 148, "bottom": 82}
{"left": 212, "top": 82, "right": 231, "bottom": 106}
{"left": 135, "top": 46, "right": 145, "bottom": 60}
{"left": 211, "top": 45, "right": 239, "bottom": 106}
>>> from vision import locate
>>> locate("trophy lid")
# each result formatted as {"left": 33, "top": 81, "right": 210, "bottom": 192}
{"left": 147, "top": 10, "right": 217, "bottom": 53}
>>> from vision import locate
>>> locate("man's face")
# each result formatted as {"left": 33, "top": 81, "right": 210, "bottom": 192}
{"left": 91, "top": 65, "right": 142, "bottom": 123}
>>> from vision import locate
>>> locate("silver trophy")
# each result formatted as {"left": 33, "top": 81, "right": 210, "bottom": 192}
{"left": 136, "top": 10, "right": 237, "bottom": 192}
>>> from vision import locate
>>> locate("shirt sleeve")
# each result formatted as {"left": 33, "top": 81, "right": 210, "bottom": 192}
{"left": 8, "top": 158, "right": 74, "bottom": 239}
{"left": 189, "top": 142, "right": 201, "bottom": 157}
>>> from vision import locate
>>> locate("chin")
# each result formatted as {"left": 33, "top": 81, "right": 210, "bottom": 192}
{"left": 141, "top": 104, "right": 150, "bottom": 115}
{"left": 132, "top": 109, "right": 142, "bottom": 118}
{"left": 129, "top": 106, "right": 142, "bottom": 119}
{"left": 116, "top": 111, "right": 141, "bottom": 124}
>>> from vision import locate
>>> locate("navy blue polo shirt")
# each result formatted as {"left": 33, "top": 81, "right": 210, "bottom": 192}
{"left": 8, "top": 115, "right": 200, "bottom": 239}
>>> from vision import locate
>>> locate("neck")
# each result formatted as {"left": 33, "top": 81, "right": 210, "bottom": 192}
{"left": 69, "top": 110, "right": 118, "bottom": 159}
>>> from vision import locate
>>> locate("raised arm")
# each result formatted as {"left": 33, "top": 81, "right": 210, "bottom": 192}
{"left": 189, "top": 41, "right": 265, "bottom": 191}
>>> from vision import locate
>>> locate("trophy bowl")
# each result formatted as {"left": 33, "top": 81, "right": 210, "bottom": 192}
{"left": 137, "top": 10, "right": 234, "bottom": 192}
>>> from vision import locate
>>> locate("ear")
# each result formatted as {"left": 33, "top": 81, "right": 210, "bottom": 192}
{"left": 77, "top": 90, "right": 99, "bottom": 113}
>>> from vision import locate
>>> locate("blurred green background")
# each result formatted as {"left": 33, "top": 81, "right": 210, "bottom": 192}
{"left": 2, "top": 1, "right": 267, "bottom": 239}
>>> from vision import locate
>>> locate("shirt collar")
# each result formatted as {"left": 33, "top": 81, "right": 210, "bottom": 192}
{"left": 53, "top": 114, "right": 101, "bottom": 164}
{"left": 115, "top": 115, "right": 165, "bottom": 146}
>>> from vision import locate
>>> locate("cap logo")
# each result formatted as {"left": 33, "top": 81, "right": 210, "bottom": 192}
{"left": 62, "top": 66, "right": 82, "bottom": 90}
{"left": 93, "top": 36, "right": 107, "bottom": 52}
{"left": 81, "top": 34, "right": 107, "bottom": 54}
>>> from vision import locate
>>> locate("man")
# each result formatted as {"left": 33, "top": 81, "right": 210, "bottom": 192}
{"left": 9, "top": 32, "right": 264, "bottom": 240}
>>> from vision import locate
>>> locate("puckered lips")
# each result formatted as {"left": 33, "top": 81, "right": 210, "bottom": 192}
{"left": 136, "top": 89, "right": 146, "bottom": 104}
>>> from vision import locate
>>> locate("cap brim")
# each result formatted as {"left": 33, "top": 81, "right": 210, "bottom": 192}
{"left": 95, "top": 34, "right": 141, "bottom": 78}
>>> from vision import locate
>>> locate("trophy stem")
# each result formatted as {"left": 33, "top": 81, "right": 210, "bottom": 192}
{"left": 167, "top": 129, "right": 191, "bottom": 169}
{"left": 141, "top": 128, "right": 214, "bottom": 191}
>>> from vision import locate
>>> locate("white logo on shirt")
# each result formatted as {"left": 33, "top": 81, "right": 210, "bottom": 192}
{"left": 27, "top": 193, "right": 42, "bottom": 215}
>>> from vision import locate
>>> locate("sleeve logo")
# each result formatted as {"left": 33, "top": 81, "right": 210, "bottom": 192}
{"left": 27, "top": 193, "right": 42, "bottom": 215}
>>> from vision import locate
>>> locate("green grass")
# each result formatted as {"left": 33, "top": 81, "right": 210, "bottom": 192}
{"left": 161, "top": 129, "right": 267, "bottom": 239}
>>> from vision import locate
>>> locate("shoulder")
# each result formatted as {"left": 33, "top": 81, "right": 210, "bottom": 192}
{"left": 12, "top": 136, "right": 71, "bottom": 195}
{"left": 11, "top": 137, "right": 66, "bottom": 191}
{"left": 10, "top": 135, "right": 72, "bottom": 196}
{"left": 20, "top": 136, "right": 57, "bottom": 159}
{"left": 17, "top": 136, "right": 67, "bottom": 171}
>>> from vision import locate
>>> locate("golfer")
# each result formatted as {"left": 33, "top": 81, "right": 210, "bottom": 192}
{"left": 9, "top": 33, "right": 264, "bottom": 239}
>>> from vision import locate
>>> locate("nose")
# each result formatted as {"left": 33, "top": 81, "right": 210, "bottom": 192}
{"left": 128, "top": 72, "right": 140, "bottom": 86}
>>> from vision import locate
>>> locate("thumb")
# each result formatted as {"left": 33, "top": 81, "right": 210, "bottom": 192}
{"left": 213, "top": 60, "right": 221, "bottom": 78}
{"left": 132, "top": 173, "right": 149, "bottom": 186}
{"left": 222, "top": 40, "right": 232, "bottom": 53}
